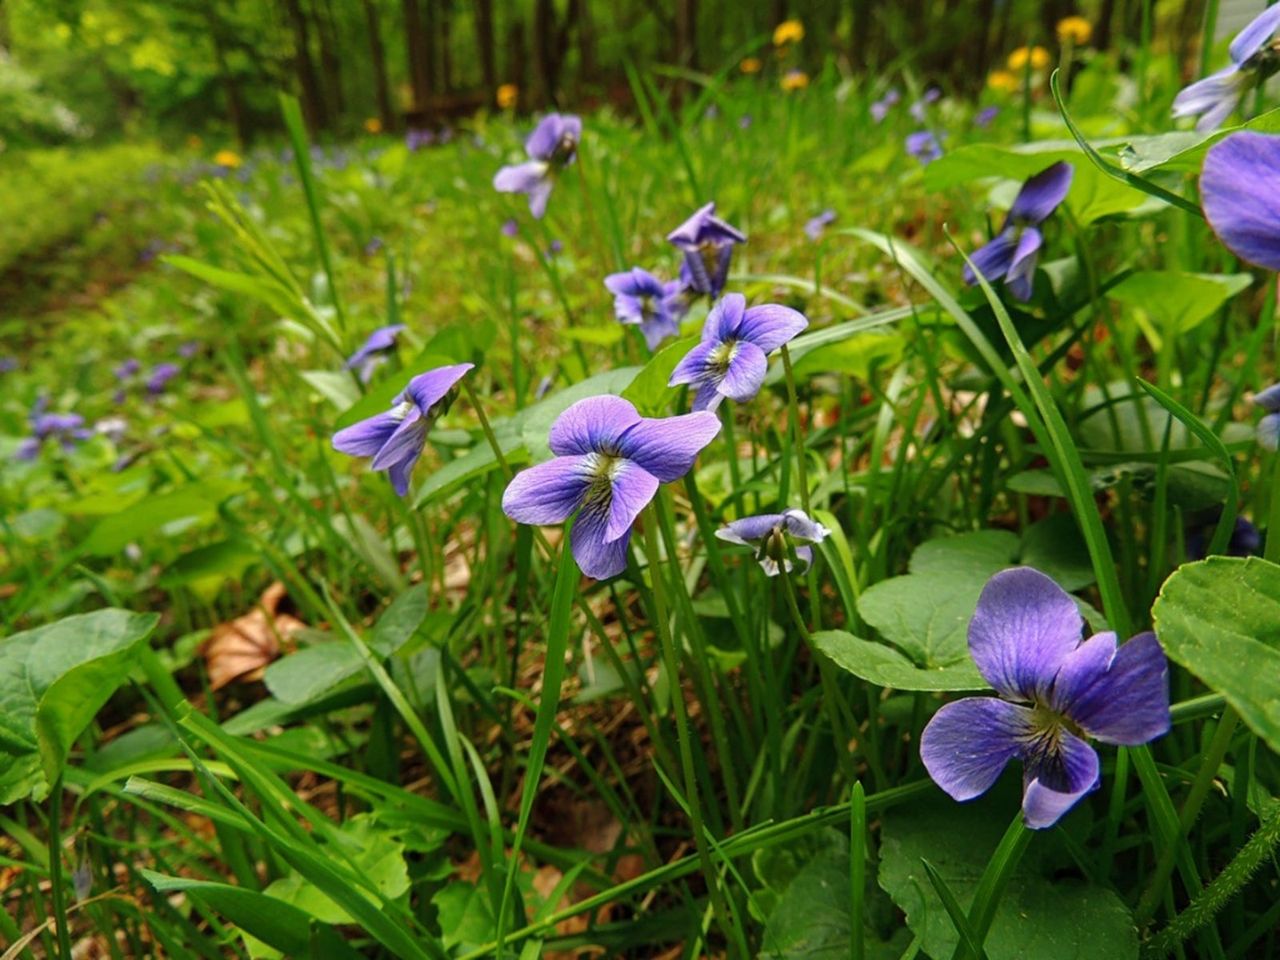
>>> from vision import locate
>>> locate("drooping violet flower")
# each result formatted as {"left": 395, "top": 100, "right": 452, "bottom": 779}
{"left": 905, "top": 130, "right": 943, "bottom": 165}
{"left": 1186, "top": 512, "right": 1262, "bottom": 560}
{"left": 668, "top": 293, "right": 808, "bottom": 412}
{"left": 1201, "top": 132, "right": 1280, "bottom": 271}
{"left": 501, "top": 218, "right": 519, "bottom": 238}
{"left": 909, "top": 86, "right": 941, "bottom": 122}
{"left": 0, "top": 356, "right": 17, "bottom": 373}
{"left": 501, "top": 395, "right": 719, "bottom": 579}
{"left": 870, "top": 88, "right": 901, "bottom": 124}
{"left": 604, "top": 267, "right": 686, "bottom": 351}
{"left": 346, "top": 324, "right": 407, "bottom": 384}
{"left": 332, "top": 363, "right": 473, "bottom": 496}
{"left": 492, "top": 113, "right": 582, "bottom": 218}
{"left": 1173, "top": 5, "right": 1280, "bottom": 131}
{"left": 804, "top": 209, "right": 837, "bottom": 240}
{"left": 178, "top": 340, "right": 201, "bottom": 359}
{"left": 920, "top": 568, "right": 1170, "bottom": 829}
{"left": 146, "top": 363, "right": 180, "bottom": 396}
{"left": 364, "top": 236, "right": 385, "bottom": 256}
{"left": 716, "top": 508, "right": 830, "bottom": 576}
{"left": 1253, "top": 381, "right": 1280, "bottom": 450}
{"left": 114, "top": 359, "right": 141, "bottom": 381}
{"left": 975, "top": 105, "right": 1000, "bottom": 129}
{"left": 963, "top": 161, "right": 1073, "bottom": 301}
{"left": 666, "top": 202, "right": 747, "bottom": 299}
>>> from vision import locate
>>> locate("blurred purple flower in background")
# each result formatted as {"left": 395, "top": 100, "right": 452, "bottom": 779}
{"left": 669, "top": 293, "right": 807, "bottom": 411}
{"left": 0, "top": 356, "right": 17, "bottom": 373}
{"left": 332, "top": 363, "right": 473, "bottom": 496}
{"left": 178, "top": 340, "right": 201, "bottom": 359}
{"left": 115, "top": 359, "right": 140, "bottom": 381}
{"left": 364, "top": 236, "right": 385, "bottom": 256}
{"left": 871, "top": 88, "right": 901, "bottom": 123}
{"left": 909, "top": 86, "right": 941, "bottom": 122}
{"left": 905, "top": 130, "right": 943, "bottom": 165}
{"left": 16, "top": 404, "right": 91, "bottom": 461}
{"left": 1172, "top": 5, "right": 1280, "bottom": 131}
{"left": 1201, "top": 131, "right": 1280, "bottom": 271}
{"left": 716, "top": 508, "right": 830, "bottom": 576}
{"left": 920, "top": 568, "right": 1170, "bottom": 828}
{"left": 604, "top": 267, "right": 686, "bottom": 350}
{"left": 804, "top": 209, "right": 837, "bottom": 240}
{"left": 146, "top": 363, "right": 180, "bottom": 396}
{"left": 667, "top": 202, "right": 746, "bottom": 298}
{"left": 1253, "top": 382, "right": 1280, "bottom": 450}
{"left": 501, "top": 218, "right": 519, "bottom": 238}
{"left": 963, "top": 161, "right": 1073, "bottom": 301}
{"left": 493, "top": 113, "right": 582, "bottom": 218}
{"left": 975, "top": 105, "right": 1000, "bottom": 128}
{"left": 346, "top": 324, "right": 407, "bottom": 384}
{"left": 502, "top": 395, "right": 720, "bottom": 578}
{"left": 739, "top": 114, "right": 753, "bottom": 129}
{"left": 406, "top": 128, "right": 435, "bottom": 151}
{"left": 1186, "top": 513, "right": 1262, "bottom": 560}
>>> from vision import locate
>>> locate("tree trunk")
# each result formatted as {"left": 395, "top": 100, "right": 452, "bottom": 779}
{"left": 314, "top": 0, "right": 345, "bottom": 120}
{"left": 475, "top": 0, "right": 497, "bottom": 90}
{"left": 676, "top": 0, "right": 698, "bottom": 69}
{"left": 440, "top": 0, "right": 453, "bottom": 93}
{"left": 281, "top": 0, "right": 325, "bottom": 133}
{"left": 423, "top": 0, "right": 439, "bottom": 99}
{"left": 1095, "top": 0, "right": 1117, "bottom": 51}
{"left": 363, "top": 0, "right": 395, "bottom": 130}
{"left": 533, "top": 0, "right": 556, "bottom": 103}
{"left": 208, "top": 17, "right": 250, "bottom": 145}
{"left": 402, "top": 0, "right": 431, "bottom": 114}
{"left": 574, "top": 0, "right": 597, "bottom": 85}
{"left": 506, "top": 16, "right": 528, "bottom": 95}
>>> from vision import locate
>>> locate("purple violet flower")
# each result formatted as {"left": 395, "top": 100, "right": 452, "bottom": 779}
{"left": 501, "top": 395, "right": 720, "bottom": 579}
{"left": 0, "top": 356, "right": 17, "bottom": 373}
{"left": 871, "top": 88, "right": 901, "bottom": 124}
{"left": 406, "top": 128, "right": 435, "bottom": 151}
{"left": 346, "top": 324, "right": 407, "bottom": 384}
{"left": 365, "top": 236, "right": 385, "bottom": 256}
{"left": 1187, "top": 513, "right": 1262, "bottom": 560}
{"left": 739, "top": 114, "right": 753, "bottom": 129}
{"left": 975, "top": 105, "right": 1000, "bottom": 128}
{"left": 16, "top": 408, "right": 90, "bottom": 460}
{"left": 146, "top": 363, "right": 180, "bottom": 396}
{"left": 920, "top": 568, "right": 1170, "bottom": 829}
{"left": 909, "top": 86, "right": 941, "bottom": 122}
{"left": 906, "top": 130, "right": 943, "bottom": 165}
{"left": 666, "top": 202, "right": 747, "bottom": 299}
{"left": 604, "top": 267, "right": 686, "bottom": 350}
{"left": 804, "top": 209, "right": 837, "bottom": 241}
{"left": 1173, "top": 5, "right": 1280, "bottom": 131}
{"left": 716, "top": 508, "right": 830, "bottom": 576}
{"left": 332, "top": 363, "right": 474, "bottom": 496}
{"left": 501, "top": 218, "right": 519, "bottom": 238}
{"left": 114, "top": 358, "right": 141, "bottom": 381}
{"left": 668, "top": 293, "right": 808, "bottom": 412}
{"left": 492, "top": 113, "right": 582, "bottom": 218}
{"left": 178, "top": 340, "right": 200, "bottom": 359}
{"left": 963, "top": 161, "right": 1073, "bottom": 302}
{"left": 1201, "top": 131, "right": 1280, "bottom": 271}
{"left": 1253, "top": 382, "right": 1280, "bottom": 450}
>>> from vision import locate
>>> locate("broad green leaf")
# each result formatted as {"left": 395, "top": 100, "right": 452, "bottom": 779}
{"left": 790, "top": 330, "right": 905, "bottom": 380}
{"left": 908, "top": 529, "right": 1019, "bottom": 581}
{"left": 814, "top": 631, "right": 987, "bottom": 691}
{"left": 1119, "top": 108, "right": 1280, "bottom": 174}
{"left": 159, "top": 539, "right": 258, "bottom": 589}
{"left": 1153, "top": 557, "right": 1280, "bottom": 753}
{"left": 299, "top": 370, "right": 361, "bottom": 410}
{"left": 879, "top": 794, "right": 1138, "bottom": 960}
{"left": 432, "top": 881, "right": 497, "bottom": 951}
{"left": 1106, "top": 271, "right": 1251, "bottom": 339}
{"left": 0, "top": 609, "right": 158, "bottom": 801}
{"left": 80, "top": 481, "right": 244, "bottom": 556}
{"left": 518, "top": 366, "right": 642, "bottom": 461}
{"left": 412, "top": 433, "right": 530, "bottom": 507}
{"left": 622, "top": 335, "right": 697, "bottom": 414}
{"left": 1020, "top": 514, "right": 1095, "bottom": 590}
{"left": 562, "top": 325, "right": 624, "bottom": 345}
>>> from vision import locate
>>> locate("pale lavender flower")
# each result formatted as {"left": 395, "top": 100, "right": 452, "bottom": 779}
{"left": 501, "top": 395, "right": 719, "bottom": 578}
{"left": 346, "top": 324, "right": 407, "bottom": 384}
{"left": 963, "top": 161, "right": 1073, "bottom": 301}
{"left": 332, "top": 363, "right": 473, "bottom": 496}
{"left": 667, "top": 202, "right": 747, "bottom": 298}
{"left": 871, "top": 88, "right": 901, "bottom": 123}
{"left": 178, "top": 340, "right": 200, "bottom": 359}
{"left": 920, "top": 568, "right": 1169, "bottom": 828}
{"left": 0, "top": 356, "right": 17, "bottom": 373}
{"left": 1253, "top": 382, "right": 1280, "bottom": 450}
{"left": 910, "top": 86, "right": 941, "bottom": 122}
{"left": 1173, "top": 5, "right": 1280, "bottom": 131}
{"left": 804, "top": 209, "right": 837, "bottom": 240}
{"left": 716, "top": 508, "right": 830, "bottom": 575}
{"left": 16, "top": 407, "right": 90, "bottom": 460}
{"left": 493, "top": 113, "right": 582, "bottom": 218}
{"left": 975, "top": 105, "right": 1000, "bottom": 128}
{"left": 604, "top": 267, "right": 686, "bottom": 350}
{"left": 406, "top": 129, "right": 435, "bottom": 151}
{"left": 668, "top": 293, "right": 807, "bottom": 411}
{"left": 114, "top": 359, "right": 140, "bottom": 381}
{"left": 906, "top": 130, "right": 943, "bottom": 165}
{"left": 501, "top": 218, "right": 519, "bottom": 238}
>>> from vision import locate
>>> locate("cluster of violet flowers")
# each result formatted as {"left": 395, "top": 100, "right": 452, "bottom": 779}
{"left": 326, "top": 105, "right": 1187, "bottom": 832}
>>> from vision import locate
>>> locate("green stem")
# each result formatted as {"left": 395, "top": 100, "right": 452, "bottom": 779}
{"left": 463, "top": 379, "right": 513, "bottom": 481}
{"left": 640, "top": 505, "right": 740, "bottom": 958}
{"left": 952, "top": 812, "right": 1032, "bottom": 960}
{"left": 48, "top": 773, "right": 73, "bottom": 959}
{"left": 780, "top": 344, "right": 812, "bottom": 517}
{"left": 1135, "top": 708, "right": 1241, "bottom": 925}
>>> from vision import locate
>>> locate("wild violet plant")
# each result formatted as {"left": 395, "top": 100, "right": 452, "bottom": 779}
{"left": 11, "top": 31, "right": 1280, "bottom": 960}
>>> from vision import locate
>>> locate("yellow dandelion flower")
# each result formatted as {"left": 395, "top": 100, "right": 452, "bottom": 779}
{"left": 364, "top": 117, "right": 383, "bottom": 134}
{"left": 987, "top": 69, "right": 1020, "bottom": 93}
{"left": 740, "top": 56, "right": 763, "bottom": 74}
{"left": 1056, "top": 16, "right": 1092, "bottom": 45}
{"left": 780, "top": 69, "right": 810, "bottom": 92}
{"left": 496, "top": 83, "right": 519, "bottom": 109}
{"left": 1007, "top": 45, "right": 1051, "bottom": 72}
{"left": 213, "top": 149, "right": 242, "bottom": 169}
{"left": 773, "top": 19, "right": 804, "bottom": 46}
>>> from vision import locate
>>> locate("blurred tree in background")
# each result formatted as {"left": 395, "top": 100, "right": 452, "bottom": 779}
{"left": 0, "top": 0, "right": 1210, "bottom": 147}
